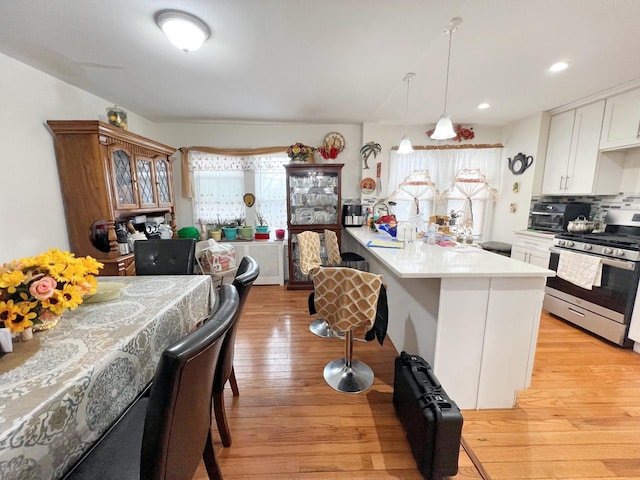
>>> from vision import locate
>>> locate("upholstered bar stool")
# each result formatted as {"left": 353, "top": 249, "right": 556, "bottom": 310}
{"left": 298, "top": 230, "right": 368, "bottom": 338}
{"left": 312, "top": 266, "right": 383, "bottom": 393}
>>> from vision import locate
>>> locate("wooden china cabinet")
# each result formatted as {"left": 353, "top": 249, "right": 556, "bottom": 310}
{"left": 47, "top": 120, "right": 177, "bottom": 276}
{"left": 284, "top": 163, "right": 343, "bottom": 289}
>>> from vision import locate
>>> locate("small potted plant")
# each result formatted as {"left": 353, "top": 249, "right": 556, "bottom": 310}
{"left": 236, "top": 215, "right": 253, "bottom": 240}
{"left": 449, "top": 210, "right": 462, "bottom": 226}
{"left": 255, "top": 211, "right": 269, "bottom": 234}
{"left": 222, "top": 219, "right": 238, "bottom": 240}
{"left": 209, "top": 215, "right": 223, "bottom": 241}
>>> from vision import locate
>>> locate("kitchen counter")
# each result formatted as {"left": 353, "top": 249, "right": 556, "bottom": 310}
{"left": 343, "top": 228, "right": 554, "bottom": 410}
{"left": 347, "top": 228, "right": 554, "bottom": 278}
{"left": 515, "top": 229, "right": 558, "bottom": 241}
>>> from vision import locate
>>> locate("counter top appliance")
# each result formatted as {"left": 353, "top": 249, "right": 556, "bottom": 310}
{"left": 529, "top": 201, "right": 591, "bottom": 233}
{"left": 545, "top": 209, "right": 640, "bottom": 346}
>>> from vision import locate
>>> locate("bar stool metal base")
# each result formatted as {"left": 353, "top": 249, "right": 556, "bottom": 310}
{"left": 309, "top": 318, "right": 344, "bottom": 338}
{"left": 324, "top": 359, "right": 374, "bottom": 393}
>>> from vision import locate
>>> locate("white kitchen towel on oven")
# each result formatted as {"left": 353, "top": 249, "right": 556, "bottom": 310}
{"left": 557, "top": 250, "right": 602, "bottom": 290}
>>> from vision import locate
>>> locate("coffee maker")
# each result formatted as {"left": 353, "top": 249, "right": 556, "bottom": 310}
{"left": 342, "top": 204, "right": 365, "bottom": 227}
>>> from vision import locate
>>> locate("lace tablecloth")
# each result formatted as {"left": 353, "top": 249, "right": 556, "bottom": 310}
{"left": 0, "top": 275, "right": 213, "bottom": 480}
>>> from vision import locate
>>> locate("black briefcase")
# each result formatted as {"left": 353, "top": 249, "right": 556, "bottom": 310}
{"left": 393, "top": 351, "right": 463, "bottom": 480}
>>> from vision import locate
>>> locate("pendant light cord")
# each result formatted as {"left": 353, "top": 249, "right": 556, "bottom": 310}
{"left": 404, "top": 75, "right": 411, "bottom": 135}
{"left": 443, "top": 28, "right": 453, "bottom": 113}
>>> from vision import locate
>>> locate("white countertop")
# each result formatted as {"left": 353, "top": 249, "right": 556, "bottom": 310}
{"left": 346, "top": 228, "right": 555, "bottom": 279}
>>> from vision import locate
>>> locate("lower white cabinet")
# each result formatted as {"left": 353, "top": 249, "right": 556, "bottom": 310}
{"left": 231, "top": 240, "right": 285, "bottom": 285}
{"left": 511, "top": 231, "right": 554, "bottom": 268}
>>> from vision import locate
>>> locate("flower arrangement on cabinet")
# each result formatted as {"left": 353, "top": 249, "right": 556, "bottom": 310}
{"left": 287, "top": 143, "right": 314, "bottom": 162}
{"left": 425, "top": 124, "right": 475, "bottom": 142}
{"left": 0, "top": 249, "right": 103, "bottom": 334}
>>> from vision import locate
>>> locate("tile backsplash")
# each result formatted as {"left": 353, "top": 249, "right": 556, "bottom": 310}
{"left": 531, "top": 192, "right": 640, "bottom": 220}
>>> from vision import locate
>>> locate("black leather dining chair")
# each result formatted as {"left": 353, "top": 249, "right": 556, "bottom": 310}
{"left": 212, "top": 256, "right": 260, "bottom": 447}
{"left": 134, "top": 238, "right": 197, "bottom": 275}
{"left": 63, "top": 284, "right": 240, "bottom": 480}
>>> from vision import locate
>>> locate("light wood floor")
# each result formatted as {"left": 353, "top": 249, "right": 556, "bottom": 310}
{"left": 195, "top": 285, "right": 640, "bottom": 480}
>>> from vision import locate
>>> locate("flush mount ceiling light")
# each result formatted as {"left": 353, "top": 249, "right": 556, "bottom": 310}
{"left": 155, "top": 10, "right": 211, "bottom": 53}
{"left": 398, "top": 72, "right": 416, "bottom": 154}
{"left": 478, "top": 103, "right": 490, "bottom": 110}
{"left": 549, "top": 61, "right": 570, "bottom": 72}
{"left": 431, "top": 17, "right": 463, "bottom": 140}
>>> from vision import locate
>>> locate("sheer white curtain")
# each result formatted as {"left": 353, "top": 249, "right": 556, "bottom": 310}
{"left": 388, "top": 148, "right": 501, "bottom": 240}
{"left": 189, "top": 151, "right": 289, "bottom": 228}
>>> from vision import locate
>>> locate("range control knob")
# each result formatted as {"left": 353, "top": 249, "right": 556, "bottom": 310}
{"left": 603, "top": 247, "right": 613, "bottom": 255}
{"left": 557, "top": 239, "right": 566, "bottom": 246}
{"left": 583, "top": 244, "right": 592, "bottom": 251}
{"left": 566, "top": 241, "right": 574, "bottom": 247}
{"left": 614, "top": 249, "right": 625, "bottom": 257}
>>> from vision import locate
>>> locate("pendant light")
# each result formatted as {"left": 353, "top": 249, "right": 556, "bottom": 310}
{"left": 431, "top": 17, "right": 463, "bottom": 140}
{"left": 398, "top": 72, "right": 416, "bottom": 154}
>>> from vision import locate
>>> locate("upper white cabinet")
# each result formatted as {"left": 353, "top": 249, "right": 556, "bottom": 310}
{"left": 600, "top": 88, "right": 640, "bottom": 151}
{"left": 542, "top": 100, "right": 624, "bottom": 195}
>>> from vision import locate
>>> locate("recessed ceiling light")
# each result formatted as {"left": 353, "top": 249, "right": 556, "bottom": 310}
{"left": 549, "top": 61, "right": 570, "bottom": 73}
{"left": 155, "top": 10, "right": 211, "bottom": 53}
{"left": 478, "top": 103, "right": 490, "bottom": 110}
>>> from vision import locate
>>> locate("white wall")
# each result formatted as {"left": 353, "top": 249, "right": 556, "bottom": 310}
{"left": 492, "top": 113, "right": 548, "bottom": 243}
{"left": 155, "top": 122, "right": 363, "bottom": 229}
{"left": 0, "top": 53, "right": 156, "bottom": 263}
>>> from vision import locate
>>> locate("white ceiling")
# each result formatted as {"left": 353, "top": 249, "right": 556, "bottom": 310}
{"left": 1, "top": 0, "right": 639, "bottom": 128}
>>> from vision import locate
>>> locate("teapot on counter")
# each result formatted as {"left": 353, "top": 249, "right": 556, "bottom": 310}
{"left": 508, "top": 152, "right": 534, "bottom": 175}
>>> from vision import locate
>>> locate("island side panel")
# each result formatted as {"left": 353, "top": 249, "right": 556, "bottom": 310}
{"left": 435, "top": 277, "right": 490, "bottom": 409}
{"left": 476, "top": 276, "right": 546, "bottom": 408}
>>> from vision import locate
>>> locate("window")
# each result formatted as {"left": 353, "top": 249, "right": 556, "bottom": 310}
{"left": 189, "top": 151, "right": 289, "bottom": 229}
{"left": 388, "top": 147, "right": 501, "bottom": 241}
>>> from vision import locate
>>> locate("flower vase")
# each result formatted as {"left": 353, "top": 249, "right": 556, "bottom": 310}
{"left": 20, "top": 327, "right": 33, "bottom": 341}
{"left": 32, "top": 313, "right": 62, "bottom": 332}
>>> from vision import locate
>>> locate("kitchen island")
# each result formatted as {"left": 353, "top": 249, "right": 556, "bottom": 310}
{"left": 343, "top": 228, "right": 555, "bottom": 409}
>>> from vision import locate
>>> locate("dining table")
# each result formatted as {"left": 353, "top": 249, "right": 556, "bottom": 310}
{"left": 0, "top": 275, "right": 214, "bottom": 480}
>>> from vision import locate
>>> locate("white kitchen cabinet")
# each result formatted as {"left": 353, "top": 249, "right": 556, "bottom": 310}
{"left": 600, "top": 88, "right": 640, "bottom": 151}
{"left": 542, "top": 100, "right": 624, "bottom": 195}
{"left": 511, "top": 231, "right": 554, "bottom": 268}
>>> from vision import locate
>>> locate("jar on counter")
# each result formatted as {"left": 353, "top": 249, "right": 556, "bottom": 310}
{"left": 106, "top": 105, "right": 128, "bottom": 130}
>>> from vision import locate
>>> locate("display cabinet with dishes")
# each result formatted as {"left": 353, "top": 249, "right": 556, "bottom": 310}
{"left": 284, "top": 163, "right": 343, "bottom": 289}
{"left": 47, "top": 120, "right": 177, "bottom": 276}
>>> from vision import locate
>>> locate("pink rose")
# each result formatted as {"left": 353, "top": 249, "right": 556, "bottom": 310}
{"left": 29, "top": 276, "right": 58, "bottom": 301}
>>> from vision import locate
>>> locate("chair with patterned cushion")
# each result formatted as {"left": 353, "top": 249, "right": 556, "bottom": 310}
{"left": 312, "top": 266, "right": 383, "bottom": 393}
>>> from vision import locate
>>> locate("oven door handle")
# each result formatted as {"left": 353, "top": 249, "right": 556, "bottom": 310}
{"left": 550, "top": 246, "right": 636, "bottom": 271}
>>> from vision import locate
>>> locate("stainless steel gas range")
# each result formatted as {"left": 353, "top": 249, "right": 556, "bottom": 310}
{"left": 544, "top": 209, "right": 640, "bottom": 347}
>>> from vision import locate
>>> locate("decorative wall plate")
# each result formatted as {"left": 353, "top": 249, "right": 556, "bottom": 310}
{"left": 323, "top": 132, "right": 345, "bottom": 153}
{"left": 360, "top": 177, "right": 376, "bottom": 194}
{"left": 243, "top": 193, "right": 255, "bottom": 207}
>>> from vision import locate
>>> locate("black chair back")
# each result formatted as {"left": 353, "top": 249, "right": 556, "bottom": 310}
{"left": 213, "top": 256, "right": 259, "bottom": 392}
{"left": 141, "top": 284, "right": 239, "bottom": 479}
{"left": 134, "top": 238, "right": 197, "bottom": 275}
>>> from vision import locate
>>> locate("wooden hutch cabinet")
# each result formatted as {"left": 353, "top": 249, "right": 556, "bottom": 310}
{"left": 284, "top": 163, "right": 343, "bottom": 289}
{"left": 47, "top": 120, "right": 177, "bottom": 276}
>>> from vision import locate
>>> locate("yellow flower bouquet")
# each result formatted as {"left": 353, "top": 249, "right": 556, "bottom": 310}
{"left": 0, "top": 249, "right": 103, "bottom": 334}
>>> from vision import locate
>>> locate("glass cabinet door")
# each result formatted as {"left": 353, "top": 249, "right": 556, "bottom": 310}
{"left": 136, "top": 157, "right": 157, "bottom": 206}
{"left": 288, "top": 170, "right": 339, "bottom": 226}
{"left": 155, "top": 157, "right": 172, "bottom": 206}
{"left": 112, "top": 148, "right": 137, "bottom": 209}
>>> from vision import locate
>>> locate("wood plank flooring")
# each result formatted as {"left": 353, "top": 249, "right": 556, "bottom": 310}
{"left": 195, "top": 285, "right": 640, "bottom": 480}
